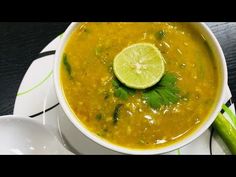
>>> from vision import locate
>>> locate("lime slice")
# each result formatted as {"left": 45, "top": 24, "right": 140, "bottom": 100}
{"left": 113, "top": 43, "right": 165, "bottom": 89}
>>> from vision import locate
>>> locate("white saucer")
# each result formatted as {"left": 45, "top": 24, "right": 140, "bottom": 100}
{"left": 13, "top": 35, "right": 235, "bottom": 155}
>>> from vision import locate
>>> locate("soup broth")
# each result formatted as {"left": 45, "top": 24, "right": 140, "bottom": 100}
{"left": 61, "top": 22, "right": 218, "bottom": 149}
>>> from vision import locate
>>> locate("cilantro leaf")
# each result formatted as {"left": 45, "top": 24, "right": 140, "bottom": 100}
{"left": 114, "top": 88, "right": 129, "bottom": 100}
{"left": 159, "top": 73, "right": 177, "bottom": 87}
{"left": 143, "top": 73, "right": 181, "bottom": 109}
{"left": 143, "top": 90, "right": 163, "bottom": 109}
{"left": 112, "top": 79, "right": 120, "bottom": 88}
{"left": 112, "top": 78, "right": 136, "bottom": 100}
{"left": 112, "top": 73, "right": 180, "bottom": 109}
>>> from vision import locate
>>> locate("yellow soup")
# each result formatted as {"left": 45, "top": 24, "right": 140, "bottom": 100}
{"left": 61, "top": 22, "right": 218, "bottom": 149}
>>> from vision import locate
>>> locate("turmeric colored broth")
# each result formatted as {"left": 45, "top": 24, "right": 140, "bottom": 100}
{"left": 61, "top": 22, "right": 218, "bottom": 149}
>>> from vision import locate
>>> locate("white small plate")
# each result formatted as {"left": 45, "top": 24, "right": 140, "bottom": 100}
{"left": 13, "top": 35, "right": 235, "bottom": 155}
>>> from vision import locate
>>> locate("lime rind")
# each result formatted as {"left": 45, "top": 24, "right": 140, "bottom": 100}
{"left": 113, "top": 43, "right": 165, "bottom": 89}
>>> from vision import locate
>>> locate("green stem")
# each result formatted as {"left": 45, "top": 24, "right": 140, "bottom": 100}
{"left": 222, "top": 104, "right": 236, "bottom": 127}
{"left": 213, "top": 112, "right": 236, "bottom": 154}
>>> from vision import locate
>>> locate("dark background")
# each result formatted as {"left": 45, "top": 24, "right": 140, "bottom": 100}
{"left": 0, "top": 22, "right": 236, "bottom": 116}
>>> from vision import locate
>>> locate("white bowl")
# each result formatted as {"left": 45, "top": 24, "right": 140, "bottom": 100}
{"left": 0, "top": 115, "right": 72, "bottom": 154}
{"left": 54, "top": 22, "right": 228, "bottom": 155}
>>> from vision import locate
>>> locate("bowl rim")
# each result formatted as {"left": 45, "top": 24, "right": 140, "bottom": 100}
{"left": 54, "top": 22, "right": 228, "bottom": 155}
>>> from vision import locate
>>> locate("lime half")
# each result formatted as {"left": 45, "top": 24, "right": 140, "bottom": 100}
{"left": 113, "top": 43, "right": 165, "bottom": 89}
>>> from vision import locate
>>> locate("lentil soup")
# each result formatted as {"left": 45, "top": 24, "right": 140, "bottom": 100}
{"left": 60, "top": 22, "right": 219, "bottom": 149}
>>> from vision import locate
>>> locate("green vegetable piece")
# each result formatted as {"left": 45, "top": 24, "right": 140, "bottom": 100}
{"left": 213, "top": 113, "right": 236, "bottom": 154}
{"left": 156, "top": 88, "right": 179, "bottom": 104}
{"left": 96, "top": 114, "right": 103, "bottom": 121}
{"left": 114, "top": 88, "right": 129, "bottom": 100}
{"left": 222, "top": 104, "right": 236, "bottom": 127}
{"left": 83, "top": 28, "right": 89, "bottom": 33}
{"left": 104, "top": 92, "right": 110, "bottom": 100}
{"left": 159, "top": 73, "right": 177, "bottom": 87}
{"left": 112, "top": 79, "right": 120, "bottom": 88}
{"left": 157, "top": 88, "right": 176, "bottom": 105}
{"left": 113, "top": 73, "right": 180, "bottom": 109}
{"left": 63, "top": 53, "right": 72, "bottom": 78}
{"left": 155, "top": 30, "right": 166, "bottom": 40}
{"left": 103, "top": 128, "right": 108, "bottom": 132}
{"left": 112, "top": 78, "right": 136, "bottom": 100}
{"left": 143, "top": 90, "right": 162, "bottom": 109}
{"left": 113, "top": 104, "right": 123, "bottom": 124}
{"left": 122, "top": 86, "right": 136, "bottom": 96}
{"left": 142, "top": 73, "right": 181, "bottom": 109}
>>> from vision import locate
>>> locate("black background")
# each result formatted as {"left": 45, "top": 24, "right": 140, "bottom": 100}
{"left": 0, "top": 22, "right": 236, "bottom": 116}
{"left": 0, "top": 23, "right": 70, "bottom": 115}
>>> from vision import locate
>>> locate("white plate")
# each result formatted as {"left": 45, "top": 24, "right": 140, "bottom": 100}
{"left": 13, "top": 35, "right": 235, "bottom": 155}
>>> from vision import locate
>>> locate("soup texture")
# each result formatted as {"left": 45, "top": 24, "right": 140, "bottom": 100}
{"left": 61, "top": 22, "right": 218, "bottom": 149}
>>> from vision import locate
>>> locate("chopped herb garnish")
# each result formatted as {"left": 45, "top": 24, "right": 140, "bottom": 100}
{"left": 143, "top": 90, "right": 162, "bottom": 109}
{"left": 155, "top": 30, "right": 166, "bottom": 40}
{"left": 103, "top": 128, "right": 108, "bottom": 132}
{"left": 96, "top": 132, "right": 102, "bottom": 137}
{"left": 158, "top": 73, "right": 177, "bottom": 87}
{"left": 112, "top": 79, "right": 120, "bottom": 88}
{"left": 112, "top": 73, "right": 180, "bottom": 109}
{"left": 96, "top": 113, "right": 103, "bottom": 121}
{"left": 63, "top": 53, "right": 72, "bottom": 79}
{"left": 104, "top": 92, "right": 110, "bottom": 100}
{"left": 114, "top": 88, "right": 129, "bottom": 100}
{"left": 122, "top": 86, "right": 136, "bottom": 96}
{"left": 83, "top": 28, "right": 89, "bottom": 33}
{"left": 143, "top": 73, "right": 181, "bottom": 109}
{"left": 112, "top": 78, "right": 136, "bottom": 100}
{"left": 113, "top": 104, "right": 123, "bottom": 124}
{"left": 97, "top": 127, "right": 109, "bottom": 137}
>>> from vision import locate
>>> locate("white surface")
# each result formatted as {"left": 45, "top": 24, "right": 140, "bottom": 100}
{"left": 0, "top": 116, "right": 72, "bottom": 155}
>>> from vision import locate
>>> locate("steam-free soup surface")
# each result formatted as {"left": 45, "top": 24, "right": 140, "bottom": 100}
{"left": 61, "top": 22, "right": 218, "bottom": 149}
